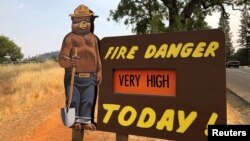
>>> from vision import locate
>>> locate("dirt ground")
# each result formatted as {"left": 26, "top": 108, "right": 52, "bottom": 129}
{"left": 0, "top": 90, "right": 249, "bottom": 141}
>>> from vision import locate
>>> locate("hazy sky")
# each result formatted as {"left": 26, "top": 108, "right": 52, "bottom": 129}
{"left": 0, "top": 0, "right": 242, "bottom": 58}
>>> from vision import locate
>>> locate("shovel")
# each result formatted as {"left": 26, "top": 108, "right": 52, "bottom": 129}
{"left": 61, "top": 47, "right": 78, "bottom": 128}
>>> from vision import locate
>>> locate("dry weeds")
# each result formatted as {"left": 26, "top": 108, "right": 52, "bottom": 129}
{"left": 0, "top": 61, "right": 64, "bottom": 122}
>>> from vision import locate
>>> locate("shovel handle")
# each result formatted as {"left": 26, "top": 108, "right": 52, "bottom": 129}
{"left": 67, "top": 47, "right": 78, "bottom": 108}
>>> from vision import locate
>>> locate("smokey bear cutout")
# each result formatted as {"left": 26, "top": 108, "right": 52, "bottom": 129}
{"left": 59, "top": 4, "right": 102, "bottom": 131}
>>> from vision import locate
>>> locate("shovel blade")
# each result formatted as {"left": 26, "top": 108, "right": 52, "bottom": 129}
{"left": 61, "top": 108, "right": 75, "bottom": 128}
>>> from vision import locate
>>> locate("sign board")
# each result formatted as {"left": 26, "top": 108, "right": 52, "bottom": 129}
{"left": 97, "top": 29, "right": 226, "bottom": 141}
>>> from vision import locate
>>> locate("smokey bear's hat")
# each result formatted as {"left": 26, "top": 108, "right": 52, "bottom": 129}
{"left": 69, "top": 4, "right": 93, "bottom": 17}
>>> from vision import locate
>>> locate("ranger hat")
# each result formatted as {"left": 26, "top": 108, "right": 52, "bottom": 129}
{"left": 69, "top": 4, "right": 93, "bottom": 17}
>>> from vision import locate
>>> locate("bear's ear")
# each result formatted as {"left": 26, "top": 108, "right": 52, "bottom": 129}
{"left": 89, "top": 10, "right": 99, "bottom": 33}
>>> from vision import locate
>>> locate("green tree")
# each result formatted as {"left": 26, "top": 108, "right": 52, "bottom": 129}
{"left": 108, "top": 0, "right": 167, "bottom": 34}
{"left": 0, "top": 35, "right": 23, "bottom": 63}
{"left": 161, "top": 0, "right": 249, "bottom": 31}
{"left": 235, "top": 48, "right": 248, "bottom": 65}
{"left": 185, "top": 6, "right": 211, "bottom": 31}
{"left": 109, "top": 0, "right": 249, "bottom": 33}
{"left": 237, "top": 8, "right": 250, "bottom": 48}
{"left": 218, "top": 13, "right": 234, "bottom": 61}
{"left": 236, "top": 4, "right": 250, "bottom": 65}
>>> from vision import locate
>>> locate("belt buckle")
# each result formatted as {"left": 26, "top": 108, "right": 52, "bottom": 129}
{"left": 79, "top": 73, "right": 90, "bottom": 78}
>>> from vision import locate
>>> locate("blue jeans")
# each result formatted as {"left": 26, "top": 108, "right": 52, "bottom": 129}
{"left": 64, "top": 74, "right": 96, "bottom": 124}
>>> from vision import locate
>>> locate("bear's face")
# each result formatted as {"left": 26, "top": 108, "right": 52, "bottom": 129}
{"left": 71, "top": 16, "right": 91, "bottom": 35}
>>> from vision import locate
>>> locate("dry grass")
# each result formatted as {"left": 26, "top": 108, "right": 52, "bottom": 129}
{"left": 0, "top": 61, "right": 64, "bottom": 122}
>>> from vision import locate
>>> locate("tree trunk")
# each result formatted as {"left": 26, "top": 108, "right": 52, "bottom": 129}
{"left": 161, "top": 0, "right": 179, "bottom": 30}
{"left": 161, "top": 0, "right": 201, "bottom": 31}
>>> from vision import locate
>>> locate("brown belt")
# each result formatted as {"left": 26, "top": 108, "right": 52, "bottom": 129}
{"left": 75, "top": 72, "right": 95, "bottom": 78}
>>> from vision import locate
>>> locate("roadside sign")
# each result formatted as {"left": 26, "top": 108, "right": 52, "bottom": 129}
{"left": 97, "top": 29, "right": 226, "bottom": 141}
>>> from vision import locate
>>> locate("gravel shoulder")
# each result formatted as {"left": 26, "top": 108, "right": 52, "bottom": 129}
{"left": 0, "top": 90, "right": 249, "bottom": 141}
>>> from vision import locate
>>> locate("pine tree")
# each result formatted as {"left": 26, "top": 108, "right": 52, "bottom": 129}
{"left": 218, "top": 13, "right": 234, "bottom": 61}
{"left": 237, "top": 9, "right": 250, "bottom": 48}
